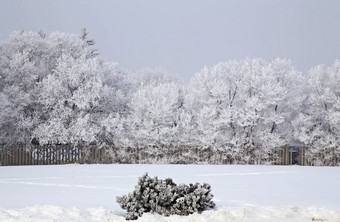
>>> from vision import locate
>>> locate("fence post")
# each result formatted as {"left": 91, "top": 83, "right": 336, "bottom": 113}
{"left": 30, "top": 148, "right": 34, "bottom": 165}
{"left": 31, "top": 148, "right": 34, "bottom": 165}
{"left": 302, "top": 147, "right": 305, "bottom": 166}
{"left": 1, "top": 148, "right": 4, "bottom": 166}
{"left": 74, "top": 147, "right": 77, "bottom": 163}
{"left": 76, "top": 147, "right": 80, "bottom": 163}
{"left": 27, "top": 148, "right": 31, "bottom": 165}
{"left": 57, "top": 147, "right": 60, "bottom": 165}
{"left": 95, "top": 147, "right": 98, "bottom": 163}
{"left": 22, "top": 148, "right": 25, "bottom": 165}
{"left": 65, "top": 147, "right": 68, "bottom": 164}
{"left": 71, "top": 147, "right": 74, "bottom": 163}
{"left": 42, "top": 147, "right": 45, "bottom": 165}
{"left": 18, "top": 147, "right": 22, "bottom": 165}
{"left": 67, "top": 146, "right": 70, "bottom": 163}
{"left": 9, "top": 147, "right": 13, "bottom": 166}
{"left": 54, "top": 147, "right": 57, "bottom": 164}
{"left": 62, "top": 148, "right": 65, "bottom": 164}
{"left": 300, "top": 147, "right": 304, "bottom": 166}
{"left": 300, "top": 147, "right": 303, "bottom": 166}
{"left": 284, "top": 148, "right": 286, "bottom": 165}
{"left": 282, "top": 148, "right": 285, "bottom": 165}
{"left": 0, "top": 149, "right": 3, "bottom": 166}
{"left": 47, "top": 147, "right": 50, "bottom": 165}
{"left": 24, "top": 147, "right": 27, "bottom": 165}
{"left": 13, "top": 147, "right": 17, "bottom": 165}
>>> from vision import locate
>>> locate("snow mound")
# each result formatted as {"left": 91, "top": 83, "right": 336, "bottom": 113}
{"left": 0, "top": 205, "right": 339, "bottom": 222}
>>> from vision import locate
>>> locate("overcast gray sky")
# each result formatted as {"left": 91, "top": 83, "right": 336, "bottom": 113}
{"left": 1, "top": 0, "right": 340, "bottom": 81}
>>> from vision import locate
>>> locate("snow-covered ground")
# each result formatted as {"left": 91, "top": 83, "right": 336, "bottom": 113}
{"left": 0, "top": 164, "right": 339, "bottom": 221}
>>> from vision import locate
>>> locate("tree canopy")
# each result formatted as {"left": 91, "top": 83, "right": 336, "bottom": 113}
{"left": 0, "top": 31, "right": 339, "bottom": 165}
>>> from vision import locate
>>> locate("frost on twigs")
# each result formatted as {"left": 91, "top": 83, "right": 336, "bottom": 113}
{"left": 116, "top": 173, "right": 215, "bottom": 220}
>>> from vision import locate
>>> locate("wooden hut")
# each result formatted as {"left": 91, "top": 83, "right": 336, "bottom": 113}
{"left": 279, "top": 145, "right": 309, "bottom": 166}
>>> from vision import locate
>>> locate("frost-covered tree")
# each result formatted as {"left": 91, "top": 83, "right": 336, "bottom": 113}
{"left": 32, "top": 54, "right": 103, "bottom": 145}
{"left": 292, "top": 61, "right": 340, "bottom": 166}
{"left": 187, "top": 58, "right": 301, "bottom": 164}
{"left": 96, "top": 62, "right": 133, "bottom": 148}
{"left": 0, "top": 30, "right": 123, "bottom": 148}
{"left": 0, "top": 31, "right": 50, "bottom": 146}
{"left": 129, "top": 79, "right": 184, "bottom": 152}
{"left": 233, "top": 59, "right": 302, "bottom": 163}
{"left": 32, "top": 34, "right": 131, "bottom": 147}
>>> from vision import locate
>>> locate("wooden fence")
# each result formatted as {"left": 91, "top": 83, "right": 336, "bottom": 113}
{"left": 0, "top": 145, "right": 315, "bottom": 166}
{"left": 0, "top": 146, "right": 106, "bottom": 166}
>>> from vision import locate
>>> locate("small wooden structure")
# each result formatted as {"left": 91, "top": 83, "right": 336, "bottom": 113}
{"left": 279, "top": 146, "right": 309, "bottom": 166}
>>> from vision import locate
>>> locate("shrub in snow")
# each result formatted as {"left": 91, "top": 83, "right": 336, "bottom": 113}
{"left": 116, "top": 173, "right": 215, "bottom": 220}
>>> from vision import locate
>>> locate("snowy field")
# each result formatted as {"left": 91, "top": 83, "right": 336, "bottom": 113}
{"left": 0, "top": 164, "right": 339, "bottom": 221}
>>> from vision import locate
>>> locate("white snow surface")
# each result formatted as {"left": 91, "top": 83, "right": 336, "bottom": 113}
{"left": 0, "top": 164, "right": 339, "bottom": 221}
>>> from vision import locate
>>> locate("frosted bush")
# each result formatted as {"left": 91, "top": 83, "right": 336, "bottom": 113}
{"left": 116, "top": 173, "right": 215, "bottom": 220}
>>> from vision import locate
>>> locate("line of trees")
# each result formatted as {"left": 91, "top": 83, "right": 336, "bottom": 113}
{"left": 0, "top": 30, "right": 339, "bottom": 165}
